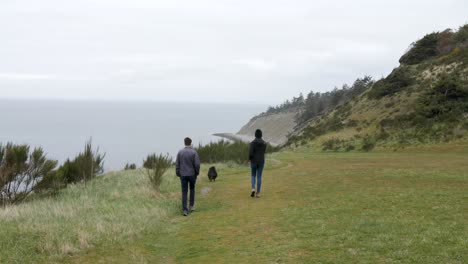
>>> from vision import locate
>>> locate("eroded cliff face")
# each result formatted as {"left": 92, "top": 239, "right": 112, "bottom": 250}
{"left": 214, "top": 111, "right": 298, "bottom": 146}
{"left": 236, "top": 111, "right": 297, "bottom": 146}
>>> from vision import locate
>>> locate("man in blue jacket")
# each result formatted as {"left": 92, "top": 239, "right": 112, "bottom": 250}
{"left": 176, "top": 137, "right": 201, "bottom": 216}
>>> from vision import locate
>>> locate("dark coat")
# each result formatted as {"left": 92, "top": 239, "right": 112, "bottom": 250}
{"left": 249, "top": 138, "right": 267, "bottom": 164}
{"left": 176, "top": 147, "right": 201, "bottom": 177}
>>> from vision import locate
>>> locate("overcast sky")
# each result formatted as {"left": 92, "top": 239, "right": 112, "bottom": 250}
{"left": 1, "top": 0, "right": 467, "bottom": 104}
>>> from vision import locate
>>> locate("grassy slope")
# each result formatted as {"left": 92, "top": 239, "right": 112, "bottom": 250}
{"left": 2, "top": 143, "right": 467, "bottom": 263}
{"left": 294, "top": 50, "right": 468, "bottom": 150}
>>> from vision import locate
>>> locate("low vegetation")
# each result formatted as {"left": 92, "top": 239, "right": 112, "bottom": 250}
{"left": 0, "top": 143, "right": 57, "bottom": 205}
{"left": 366, "top": 66, "right": 415, "bottom": 99}
{"left": 1, "top": 147, "right": 466, "bottom": 263}
{"left": 124, "top": 163, "right": 137, "bottom": 170}
{"left": 143, "top": 153, "right": 173, "bottom": 190}
{"left": 36, "top": 140, "right": 105, "bottom": 194}
{"left": 196, "top": 140, "right": 279, "bottom": 164}
{"left": 1, "top": 140, "right": 105, "bottom": 205}
{"left": 285, "top": 24, "right": 468, "bottom": 150}
{"left": 399, "top": 24, "right": 468, "bottom": 65}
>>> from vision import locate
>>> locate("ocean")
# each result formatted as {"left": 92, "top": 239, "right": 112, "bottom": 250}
{"left": 0, "top": 100, "right": 266, "bottom": 171}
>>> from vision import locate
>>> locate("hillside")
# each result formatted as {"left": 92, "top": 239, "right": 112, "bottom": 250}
{"left": 222, "top": 25, "right": 468, "bottom": 151}
{"left": 281, "top": 25, "right": 468, "bottom": 150}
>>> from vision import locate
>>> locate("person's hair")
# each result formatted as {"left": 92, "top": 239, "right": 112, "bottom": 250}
{"left": 255, "top": 129, "right": 262, "bottom": 139}
{"left": 184, "top": 137, "right": 192, "bottom": 146}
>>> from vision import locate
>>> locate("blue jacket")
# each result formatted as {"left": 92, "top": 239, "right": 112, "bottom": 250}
{"left": 176, "top": 147, "right": 201, "bottom": 177}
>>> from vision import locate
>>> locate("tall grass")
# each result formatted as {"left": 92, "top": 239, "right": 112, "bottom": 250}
{"left": 0, "top": 168, "right": 180, "bottom": 263}
{"left": 196, "top": 140, "right": 280, "bottom": 164}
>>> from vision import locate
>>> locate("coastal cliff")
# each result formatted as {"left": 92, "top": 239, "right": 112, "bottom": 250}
{"left": 214, "top": 110, "right": 298, "bottom": 146}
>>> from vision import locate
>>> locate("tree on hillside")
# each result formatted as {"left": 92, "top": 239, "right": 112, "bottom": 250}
{"left": 0, "top": 143, "right": 57, "bottom": 205}
{"left": 399, "top": 32, "right": 440, "bottom": 65}
{"left": 36, "top": 139, "right": 105, "bottom": 193}
{"left": 295, "top": 76, "right": 374, "bottom": 124}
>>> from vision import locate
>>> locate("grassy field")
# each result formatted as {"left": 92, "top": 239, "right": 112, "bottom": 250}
{"left": 1, "top": 145, "right": 467, "bottom": 263}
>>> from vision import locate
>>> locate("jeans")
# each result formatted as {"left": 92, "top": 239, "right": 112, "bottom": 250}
{"left": 251, "top": 162, "right": 264, "bottom": 193}
{"left": 180, "top": 175, "right": 197, "bottom": 211}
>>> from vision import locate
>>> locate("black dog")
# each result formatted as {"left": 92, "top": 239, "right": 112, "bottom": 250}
{"left": 207, "top": 166, "right": 218, "bottom": 182}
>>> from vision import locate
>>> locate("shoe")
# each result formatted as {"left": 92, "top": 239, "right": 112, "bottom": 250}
{"left": 250, "top": 189, "right": 255, "bottom": 197}
{"left": 183, "top": 210, "right": 188, "bottom": 216}
{"left": 256, "top": 193, "right": 261, "bottom": 198}
{"left": 189, "top": 206, "right": 195, "bottom": 212}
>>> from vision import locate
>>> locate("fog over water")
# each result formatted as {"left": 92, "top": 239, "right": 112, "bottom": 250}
{"left": 0, "top": 100, "right": 266, "bottom": 171}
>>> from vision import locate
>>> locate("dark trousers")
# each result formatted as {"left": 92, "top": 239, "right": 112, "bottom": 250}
{"left": 180, "top": 176, "right": 196, "bottom": 211}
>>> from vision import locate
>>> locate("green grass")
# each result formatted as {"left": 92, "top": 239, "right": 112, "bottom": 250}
{"left": 1, "top": 146, "right": 467, "bottom": 263}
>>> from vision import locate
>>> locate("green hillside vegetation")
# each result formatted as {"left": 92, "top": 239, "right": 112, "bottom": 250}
{"left": 1, "top": 145, "right": 467, "bottom": 263}
{"left": 196, "top": 140, "right": 280, "bottom": 164}
{"left": 285, "top": 25, "right": 468, "bottom": 151}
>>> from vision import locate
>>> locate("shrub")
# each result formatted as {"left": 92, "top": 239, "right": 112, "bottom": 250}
{"left": 60, "top": 140, "right": 105, "bottom": 186}
{"left": 361, "top": 137, "right": 375, "bottom": 152}
{"left": 346, "top": 119, "right": 359, "bottom": 127}
{"left": 452, "top": 24, "right": 468, "bottom": 44}
{"left": 345, "top": 144, "right": 355, "bottom": 152}
{"left": 124, "top": 163, "right": 137, "bottom": 170}
{"left": 399, "top": 32, "right": 440, "bottom": 65}
{"left": 0, "top": 143, "right": 57, "bottom": 205}
{"left": 322, "top": 138, "right": 343, "bottom": 151}
{"left": 367, "top": 67, "right": 414, "bottom": 99}
{"left": 196, "top": 140, "right": 279, "bottom": 164}
{"left": 40, "top": 139, "right": 106, "bottom": 192}
{"left": 418, "top": 74, "right": 468, "bottom": 120}
{"left": 375, "top": 129, "right": 390, "bottom": 141}
{"left": 34, "top": 170, "right": 66, "bottom": 195}
{"left": 143, "top": 153, "right": 173, "bottom": 190}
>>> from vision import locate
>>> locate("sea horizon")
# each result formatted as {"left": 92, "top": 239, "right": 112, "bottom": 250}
{"left": 0, "top": 99, "right": 267, "bottom": 171}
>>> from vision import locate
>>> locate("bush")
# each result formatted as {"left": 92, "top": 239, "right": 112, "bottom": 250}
{"left": 143, "top": 153, "right": 173, "bottom": 190}
{"left": 361, "top": 137, "right": 375, "bottom": 152}
{"left": 345, "top": 144, "right": 355, "bottom": 152}
{"left": 0, "top": 143, "right": 57, "bottom": 205}
{"left": 39, "top": 139, "right": 106, "bottom": 192}
{"left": 399, "top": 33, "right": 440, "bottom": 65}
{"left": 418, "top": 74, "right": 468, "bottom": 120}
{"left": 322, "top": 138, "right": 343, "bottom": 151}
{"left": 375, "top": 129, "right": 390, "bottom": 141}
{"left": 452, "top": 24, "right": 468, "bottom": 44}
{"left": 124, "top": 163, "right": 137, "bottom": 170}
{"left": 60, "top": 140, "right": 105, "bottom": 186}
{"left": 196, "top": 140, "right": 279, "bottom": 164}
{"left": 346, "top": 119, "right": 359, "bottom": 128}
{"left": 367, "top": 67, "right": 414, "bottom": 99}
{"left": 34, "top": 170, "right": 66, "bottom": 195}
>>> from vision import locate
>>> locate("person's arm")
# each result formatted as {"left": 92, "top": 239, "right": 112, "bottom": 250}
{"left": 175, "top": 152, "right": 181, "bottom": 177}
{"left": 194, "top": 151, "right": 201, "bottom": 177}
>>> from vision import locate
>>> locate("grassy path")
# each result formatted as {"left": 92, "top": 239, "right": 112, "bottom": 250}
{"left": 164, "top": 150, "right": 467, "bottom": 263}
{"left": 54, "top": 149, "right": 468, "bottom": 263}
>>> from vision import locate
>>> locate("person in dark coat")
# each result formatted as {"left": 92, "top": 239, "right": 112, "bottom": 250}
{"left": 176, "top": 137, "right": 201, "bottom": 216}
{"left": 249, "top": 129, "right": 267, "bottom": 198}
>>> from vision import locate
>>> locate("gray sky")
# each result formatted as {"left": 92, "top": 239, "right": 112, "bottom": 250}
{"left": 1, "top": 0, "right": 467, "bottom": 105}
